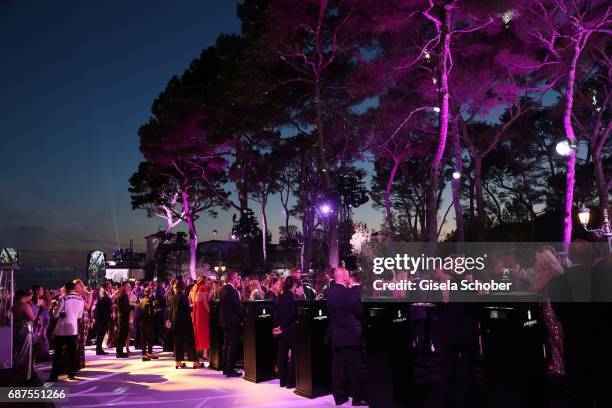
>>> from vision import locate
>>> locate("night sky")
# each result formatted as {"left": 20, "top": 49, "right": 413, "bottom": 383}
{"left": 0, "top": 0, "right": 383, "bottom": 254}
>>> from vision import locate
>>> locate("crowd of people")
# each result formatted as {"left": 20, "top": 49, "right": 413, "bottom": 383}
{"left": 9, "top": 267, "right": 326, "bottom": 382}
{"left": 8, "top": 240, "right": 612, "bottom": 407}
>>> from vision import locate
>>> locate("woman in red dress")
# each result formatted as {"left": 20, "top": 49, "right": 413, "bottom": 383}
{"left": 189, "top": 276, "right": 211, "bottom": 366}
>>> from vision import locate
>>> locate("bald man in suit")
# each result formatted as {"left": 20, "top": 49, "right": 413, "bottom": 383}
{"left": 327, "top": 267, "right": 367, "bottom": 406}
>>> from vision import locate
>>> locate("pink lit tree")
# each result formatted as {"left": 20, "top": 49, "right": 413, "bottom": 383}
{"left": 138, "top": 108, "right": 230, "bottom": 280}
{"left": 366, "top": 93, "right": 435, "bottom": 236}
{"left": 129, "top": 161, "right": 184, "bottom": 234}
{"left": 159, "top": 34, "right": 288, "bottom": 272}
{"left": 355, "top": 0, "right": 514, "bottom": 241}
{"left": 517, "top": 0, "right": 612, "bottom": 243}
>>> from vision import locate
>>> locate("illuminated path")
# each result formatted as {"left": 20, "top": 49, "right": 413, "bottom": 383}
{"left": 36, "top": 346, "right": 340, "bottom": 408}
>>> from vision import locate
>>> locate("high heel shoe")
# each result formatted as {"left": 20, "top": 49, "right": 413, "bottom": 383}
{"left": 175, "top": 362, "right": 182, "bottom": 369}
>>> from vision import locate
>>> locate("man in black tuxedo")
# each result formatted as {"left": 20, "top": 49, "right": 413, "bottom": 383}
{"left": 116, "top": 281, "right": 131, "bottom": 358}
{"left": 274, "top": 276, "right": 297, "bottom": 388}
{"left": 95, "top": 281, "right": 113, "bottom": 355}
{"left": 327, "top": 267, "right": 367, "bottom": 406}
{"left": 219, "top": 271, "right": 243, "bottom": 377}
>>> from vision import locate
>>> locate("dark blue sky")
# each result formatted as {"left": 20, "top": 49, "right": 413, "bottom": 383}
{"left": 0, "top": 0, "right": 384, "bottom": 253}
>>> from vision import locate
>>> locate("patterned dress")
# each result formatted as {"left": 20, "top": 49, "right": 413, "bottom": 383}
{"left": 542, "top": 299, "right": 566, "bottom": 376}
{"left": 77, "top": 308, "right": 89, "bottom": 370}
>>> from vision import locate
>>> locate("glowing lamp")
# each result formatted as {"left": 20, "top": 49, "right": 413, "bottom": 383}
{"left": 320, "top": 204, "right": 332, "bottom": 215}
{"left": 452, "top": 171, "right": 461, "bottom": 180}
{"left": 555, "top": 140, "right": 574, "bottom": 156}
{"left": 578, "top": 206, "right": 590, "bottom": 226}
{"left": 433, "top": 107, "right": 440, "bottom": 113}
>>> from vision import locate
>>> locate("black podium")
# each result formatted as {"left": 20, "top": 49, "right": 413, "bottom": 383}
{"left": 294, "top": 300, "right": 332, "bottom": 398}
{"left": 480, "top": 294, "right": 548, "bottom": 408}
{"left": 208, "top": 300, "right": 224, "bottom": 371}
{"left": 365, "top": 301, "right": 412, "bottom": 408}
{"left": 242, "top": 300, "right": 276, "bottom": 382}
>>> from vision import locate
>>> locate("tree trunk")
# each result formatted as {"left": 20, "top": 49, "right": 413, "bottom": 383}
{"left": 313, "top": 80, "right": 339, "bottom": 266}
{"left": 165, "top": 207, "right": 175, "bottom": 234}
{"left": 562, "top": 40, "right": 581, "bottom": 245}
{"left": 473, "top": 156, "right": 485, "bottom": 241}
{"left": 426, "top": 5, "right": 451, "bottom": 243}
{"left": 386, "top": 157, "right": 400, "bottom": 236}
{"left": 594, "top": 150, "right": 610, "bottom": 214}
{"left": 181, "top": 190, "right": 198, "bottom": 280}
{"left": 261, "top": 198, "right": 268, "bottom": 267}
{"left": 238, "top": 191, "right": 251, "bottom": 273}
{"left": 301, "top": 208, "right": 315, "bottom": 272}
{"left": 469, "top": 174, "right": 475, "bottom": 222}
{"left": 451, "top": 119, "right": 464, "bottom": 242}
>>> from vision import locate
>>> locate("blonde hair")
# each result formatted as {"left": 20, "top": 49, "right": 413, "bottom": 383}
{"left": 532, "top": 246, "right": 564, "bottom": 292}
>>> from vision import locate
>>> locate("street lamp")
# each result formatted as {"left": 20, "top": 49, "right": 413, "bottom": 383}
{"left": 578, "top": 205, "right": 612, "bottom": 245}
{"left": 578, "top": 205, "right": 591, "bottom": 226}
{"left": 555, "top": 140, "right": 575, "bottom": 156}
{"left": 452, "top": 171, "right": 461, "bottom": 180}
{"left": 319, "top": 203, "right": 333, "bottom": 216}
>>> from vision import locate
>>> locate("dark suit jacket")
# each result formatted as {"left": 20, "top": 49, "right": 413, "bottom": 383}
{"left": 322, "top": 279, "right": 336, "bottom": 299}
{"left": 95, "top": 292, "right": 112, "bottom": 323}
{"left": 275, "top": 291, "right": 296, "bottom": 336}
{"left": 219, "top": 284, "right": 242, "bottom": 328}
{"left": 327, "top": 283, "right": 364, "bottom": 347}
{"left": 168, "top": 292, "right": 193, "bottom": 336}
{"left": 117, "top": 291, "right": 131, "bottom": 316}
{"left": 139, "top": 296, "right": 155, "bottom": 323}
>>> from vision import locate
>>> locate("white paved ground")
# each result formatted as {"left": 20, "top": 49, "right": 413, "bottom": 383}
{"left": 35, "top": 346, "right": 344, "bottom": 408}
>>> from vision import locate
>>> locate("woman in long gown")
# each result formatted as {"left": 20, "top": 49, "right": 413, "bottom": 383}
{"left": 30, "top": 286, "right": 52, "bottom": 361}
{"left": 11, "top": 288, "right": 36, "bottom": 384}
{"left": 73, "top": 279, "right": 92, "bottom": 371}
{"left": 532, "top": 246, "right": 566, "bottom": 378}
{"left": 170, "top": 280, "right": 197, "bottom": 369}
{"left": 126, "top": 287, "right": 137, "bottom": 354}
{"left": 189, "top": 276, "right": 210, "bottom": 365}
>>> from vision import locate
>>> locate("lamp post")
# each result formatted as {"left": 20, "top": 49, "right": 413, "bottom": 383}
{"left": 213, "top": 264, "right": 226, "bottom": 279}
{"left": 578, "top": 205, "right": 612, "bottom": 249}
